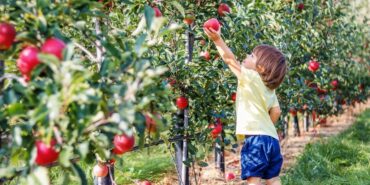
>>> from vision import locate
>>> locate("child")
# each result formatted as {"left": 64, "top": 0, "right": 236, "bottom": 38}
{"left": 204, "top": 27, "right": 287, "bottom": 185}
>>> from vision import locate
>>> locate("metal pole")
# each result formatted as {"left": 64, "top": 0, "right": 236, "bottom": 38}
{"left": 215, "top": 128, "right": 225, "bottom": 174}
{"left": 179, "top": 24, "right": 194, "bottom": 185}
{"left": 181, "top": 109, "right": 189, "bottom": 185}
{"left": 174, "top": 109, "right": 184, "bottom": 185}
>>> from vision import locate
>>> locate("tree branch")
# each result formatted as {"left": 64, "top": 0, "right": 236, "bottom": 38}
{"left": 73, "top": 42, "right": 97, "bottom": 62}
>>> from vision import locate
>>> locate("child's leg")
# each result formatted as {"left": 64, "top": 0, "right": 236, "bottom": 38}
{"left": 266, "top": 176, "right": 281, "bottom": 185}
{"left": 247, "top": 177, "right": 262, "bottom": 185}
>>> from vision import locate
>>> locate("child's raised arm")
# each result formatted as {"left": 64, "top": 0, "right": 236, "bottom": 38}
{"left": 204, "top": 28, "right": 241, "bottom": 78}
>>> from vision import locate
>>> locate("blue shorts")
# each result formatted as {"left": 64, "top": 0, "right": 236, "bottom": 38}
{"left": 241, "top": 135, "right": 283, "bottom": 180}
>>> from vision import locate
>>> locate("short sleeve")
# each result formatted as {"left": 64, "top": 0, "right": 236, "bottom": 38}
{"left": 238, "top": 65, "right": 258, "bottom": 84}
{"left": 271, "top": 93, "right": 280, "bottom": 108}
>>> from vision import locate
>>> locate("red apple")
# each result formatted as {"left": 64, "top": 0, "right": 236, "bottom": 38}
{"left": 176, "top": 96, "right": 188, "bottom": 109}
{"left": 113, "top": 134, "right": 135, "bottom": 155}
{"left": 316, "top": 87, "right": 327, "bottom": 95}
{"left": 231, "top": 92, "right": 236, "bottom": 102}
{"left": 331, "top": 80, "right": 338, "bottom": 89}
{"left": 35, "top": 139, "right": 60, "bottom": 166}
{"left": 308, "top": 60, "right": 320, "bottom": 72}
{"left": 108, "top": 158, "right": 115, "bottom": 164}
{"left": 167, "top": 78, "right": 176, "bottom": 86}
{"left": 140, "top": 180, "right": 152, "bottom": 185}
{"left": 41, "top": 37, "right": 66, "bottom": 60}
{"left": 289, "top": 108, "right": 297, "bottom": 116}
{"left": 203, "top": 18, "right": 220, "bottom": 31}
{"left": 183, "top": 17, "right": 194, "bottom": 25}
{"left": 93, "top": 163, "right": 109, "bottom": 177}
{"left": 297, "top": 3, "right": 304, "bottom": 11}
{"left": 153, "top": 7, "right": 162, "bottom": 17}
{"left": 200, "top": 51, "right": 211, "bottom": 61}
{"left": 218, "top": 3, "right": 231, "bottom": 16}
{"left": 209, "top": 123, "right": 222, "bottom": 138}
{"left": 225, "top": 172, "right": 235, "bottom": 180}
{"left": 0, "top": 22, "right": 16, "bottom": 50}
{"left": 308, "top": 82, "right": 318, "bottom": 89}
{"left": 17, "top": 46, "right": 40, "bottom": 81}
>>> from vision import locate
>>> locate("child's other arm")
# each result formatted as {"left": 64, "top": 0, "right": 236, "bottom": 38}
{"left": 204, "top": 28, "right": 241, "bottom": 77}
{"left": 269, "top": 106, "right": 281, "bottom": 124}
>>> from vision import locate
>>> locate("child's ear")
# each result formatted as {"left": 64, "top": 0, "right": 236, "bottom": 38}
{"left": 257, "top": 65, "right": 265, "bottom": 73}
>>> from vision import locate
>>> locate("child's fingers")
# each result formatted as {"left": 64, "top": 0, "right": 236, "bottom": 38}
{"left": 209, "top": 28, "right": 217, "bottom": 33}
{"left": 203, "top": 28, "right": 211, "bottom": 34}
{"left": 204, "top": 29, "right": 214, "bottom": 37}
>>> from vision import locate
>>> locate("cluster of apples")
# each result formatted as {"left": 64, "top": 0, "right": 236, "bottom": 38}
{"left": 1, "top": 22, "right": 136, "bottom": 171}
{"left": 0, "top": 22, "right": 66, "bottom": 82}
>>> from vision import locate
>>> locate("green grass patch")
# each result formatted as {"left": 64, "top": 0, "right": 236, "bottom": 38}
{"left": 282, "top": 109, "right": 370, "bottom": 185}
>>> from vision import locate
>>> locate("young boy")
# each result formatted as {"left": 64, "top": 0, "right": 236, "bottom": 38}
{"left": 204, "top": 27, "right": 287, "bottom": 185}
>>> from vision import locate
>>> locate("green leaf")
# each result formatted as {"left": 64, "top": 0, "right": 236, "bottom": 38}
{"left": 144, "top": 5, "right": 154, "bottom": 30}
{"left": 78, "top": 142, "right": 89, "bottom": 159}
{"left": 135, "top": 33, "right": 147, "bottom": 56}
{"left": 197, "top": 161, "right": 208, "bottom": 167}
{"left": 59, "top": 146, "right": 73, "bottom": 167}
{"left": 37, "top": 9, "right": 47, "bottom": 33}
{"left": 103, "top": 41, "right": 122, "bottom": 59}
{"left": 171, "top": 1, "right": 185, "bottom": 17}
{"left": 72, "top": 163, "right": 87, "bottom": 185}
{"left": 4, "top": 89, "right": 17, "bottom": 104}
{"left": 6, "top": 103, "right": 25, "bottom": 116}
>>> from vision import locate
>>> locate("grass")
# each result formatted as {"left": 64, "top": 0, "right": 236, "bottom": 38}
{"left": 282, "top": 109, "right": 370, "bottom": 185}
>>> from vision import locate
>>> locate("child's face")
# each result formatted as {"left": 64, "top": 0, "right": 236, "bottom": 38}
{"left": 242, "top": 52, "right": 258, "bottom": 71}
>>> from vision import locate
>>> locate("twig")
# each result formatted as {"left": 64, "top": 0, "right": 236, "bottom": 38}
{"left": 73, "top": 42, "right": 97, "bottom": 62}
{"left": 94, "top": 17, "right": 106, "bottom": 70}
{"left": 83, "top": 119, "right": 110, "bottom": 134}
{"left": 53, "top": 126, "right": 63, "bottom": 144}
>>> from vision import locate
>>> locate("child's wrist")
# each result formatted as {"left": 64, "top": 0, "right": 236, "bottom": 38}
{"left": 213, "top": 37, "right": 222, "bottom": 42}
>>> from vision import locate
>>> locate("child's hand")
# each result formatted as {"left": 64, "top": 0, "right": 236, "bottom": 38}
{"left": 204, "top": 27, "right": 221, "bottom": 42}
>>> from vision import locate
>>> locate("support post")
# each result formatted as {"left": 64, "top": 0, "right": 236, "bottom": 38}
{"left": 214, "top": 128, "right": 225, "bottom": 174}
{"left": 293, "top": 115, "right": 300, "bottom": 137}
{"left": 174, "top": 109, "right": 185, "bottom": 185}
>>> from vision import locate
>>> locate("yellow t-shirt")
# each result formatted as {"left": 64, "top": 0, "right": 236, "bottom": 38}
{"left": 235, "top": 65, "right": 280, "bottom": 140}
